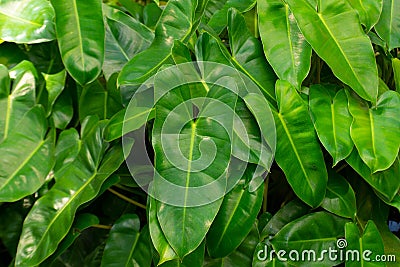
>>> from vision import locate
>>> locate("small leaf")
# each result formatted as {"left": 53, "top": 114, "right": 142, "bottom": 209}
{"left": 321, "top": 171, "right": 357, "bottom": 219}
{"left": 309, "top": 86, "right": 353, "bottom": 166}
{"left": 393, "top": 58, "right": 400, "bottom": 93}
{"left": 347, "top": 90, "right": 400, "bottom": 172}
{"left": 43, "top": 69, "right": 67, "bottom": 116}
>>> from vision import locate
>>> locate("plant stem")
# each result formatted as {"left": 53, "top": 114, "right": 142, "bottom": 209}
{"left": 92, "top": 224, "right": 112, "bottom": 230}
{"left": 108, "top": 188, "right": 146, "bottom": 209}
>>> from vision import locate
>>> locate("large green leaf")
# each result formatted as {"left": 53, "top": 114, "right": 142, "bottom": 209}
{"left": 0, "top": 0, "right": 55, "bottom": 43}
{"left": 375, "top": 0, "right": 400, "bottom": 51}
{"left": 0, "top": 63, "right": 35, "bottom": 141}
{"left": 345, "top": 221, "right": 385, "bottom": 266}
{"left": 50, "top": 0, "right": 104, "bottom": 85}
{"left": 270, "top": 212, "right": 349, "bottom": 266}
{"left": 43, "top": 69, "right": 67, "bottom": 116}
{"left": 347, "top": 0, "right": 383, "bottom": 31}
{"left": 346, "top": 150, "right": 400, "bottom": 201}
{"left": 152, "top": 84, "right": 234, "bottom": 257}
{"left": 205, "top": 224, "right": 259, "bottom": 266}
{"left": 273, "top": 80, "right": 327, "bottom": 207}
{"left": 0, "top": 106, "right": 54, "bottom": 202}
{"left": 118, "top": 0, "right": 199, "bottom": 104}
{"left": 286, "top": 0, "right": 378, "bottom": 101}
{"left": 101, "top": 214, "right": 152, "bottom": 267}
{"left": 206, "top": 165, "right": 264, "bottom": 258}
{"left": 227, "top": 8, "right": 276, "bottom": 103}
{"left": 15, "top": 117, "right": 125, "bottom": 266}
{"left": 321, "top": 171, "right": 357, "bottom": 219}
{"left": 103, "top": 6, "right": 154, "bottom": 80}
{"left": 309, "top": 86, "right": 353, "bottom": 166}
{"left": 346, "top": 90, "right": 400, "bottom": 172}
{"left": 257, "top": 0, "right": 312, "bottom": 90}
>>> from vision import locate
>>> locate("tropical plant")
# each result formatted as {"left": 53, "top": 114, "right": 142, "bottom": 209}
{"left": 0, "top": 0, "right": 399, "bottom": 266}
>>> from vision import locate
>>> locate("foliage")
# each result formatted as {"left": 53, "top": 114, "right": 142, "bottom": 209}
{"left": 0, "top": 0, "right": 399, "bottom": 266}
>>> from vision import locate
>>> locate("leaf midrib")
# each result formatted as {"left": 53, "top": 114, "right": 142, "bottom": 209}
{"left": 71, "top": 0, "right": 85, "bottom": 77}
{"left": 0, "top": 8, "right": 42, "bottom": 27}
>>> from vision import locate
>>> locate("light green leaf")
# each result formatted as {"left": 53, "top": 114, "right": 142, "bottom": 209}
{"left": 207, "top": 165, "right": 264, "bottom": 258}
{"left": 273, "top": 80, "right": 327, "bottom": 207}
{"left": 347, "top": 90, "right": 400, "bottom": 172}
{"left": 43, "top": 69, "right": 67, "bottom": 116}
{"left": 345, "top": 221, "right": 385, "bottom": 266}
{"left": 309, "top": 86, "right": 353, "bottom": 166}
{"left": 286, "top": 0, "right": 378, "bottom": 101}
{"left": 0, "top": 106, "right": 54, "bottom": 202}
{"left": 0, "top": 0, "right": 55, "bottom": 43}
{"left": 103, "top": 6, "right": 154, "bottom": 80}
{"left": 321, "top": 171, "right": 357, "bottom": 219}
{"left": 50, "top": 0, "right": 104, "bottom": 85}
{"left": 257, "top": 0, "right": 312, "bottom": 90}
{"left": 227, "top": 8, "right": 276, "bottom": 103}
{"left": 393, "top": 58, "right": 400, "bottom": 93}
{"left": 346, "top": 150, "right": 400, "bottom": 201}
{"left": 375, "top": 0, "right": 400, "bottom": 50}
{"left": 101, "top": 214, "right": 152, "bottom": 267}
{"left": 15, "top": 117, "right": 125, "bottom": 266}
{"left": 271, "top": 212, "right": 349, "bottom": 266}
{"left": 347, "top": 0, "right": 383, "bottom": 31}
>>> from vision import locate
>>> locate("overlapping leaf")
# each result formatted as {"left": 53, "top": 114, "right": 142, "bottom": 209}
{"left": 375, "top": 0, "right": 400, "bottom": 50}
{"left": 257, "top": 0, "right": 312, "bottom": 90}
{"left": 50, "top": 0, "right": 104, "bottom": 85}
{"left": 347, "top": 0, "right": 383, "bottom": 31}
{"left": 273, "top": 80, "right": 327, "bottom": 207}
{"left": 286, "top": 0, "right": 378, "bottom": 101}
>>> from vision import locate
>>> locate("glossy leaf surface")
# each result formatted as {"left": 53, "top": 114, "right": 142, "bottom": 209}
{"left": 50, "top": 0, "right": 104, "bottom": 85}
{"left": 0, "top": 0, "right": 55, "bottom": 43}
{"left": 273, "top": 80, "right": 327, "bottom": 207}
{"left": 257, "top": 0, "right": 312, "bottom": 90}
{"left": 347, "top": 0, "right": 383, "bottom": 31}
{"left": 286, "top": 0, "right": 378, "bottom": 101}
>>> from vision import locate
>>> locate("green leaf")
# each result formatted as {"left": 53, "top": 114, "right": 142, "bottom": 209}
{"left": 118, "top": 0, "right": 199, "bottom": 104}
{"left": 393, "top": 58, "right": 400, "bottom": 93}
{"left": 158, "top": 241, "right": 205, "bottom": 267}
{"left": 0, "top": 106, "right": 54, "bottom": 202}
{"left": 257, "top": 0, "right": 312, "bottom": 90}
{"left": 206, "top": 165, "right": 264, "bottom": 258}
{"left": 309, "top": 86, "right": 353, "bottom": 166}
{"left": 227, "top": 8, "right": 276, "bottom": 103}
{"left": 0, "top": 64, "right": 35, "bottom": 141}
{"left": 208, "top": 0, "right": 256, "bottom": 34}
{"left": 15, "top": 117, "right": 125, "bottom": 266}
{"left": 347, "top": 0, "right": 383, "bottom": 31}
{"left": 321, "top": 171, "right": 357, "bottom": 219}
{"left": 101, "top": 214, "right": 152, "bottom": 267}
{"left": 43, "top": 69, "right": 67, "bottom": 116}
{"left": 103, "top": 7, "right": 154, "bottom": 80}
{"left": 375, "top": 0, "right": 400, "bottom": 51}
{"left": 205, "top": 224, "right": 259, "bottom": 266}
{"left": 273, "top": 80, "right": 328, "bottom": 207}
{"left": 50, "top": 86, "right": 73, "bottom": 129}
{"left": 345, "top": 221, "right": 385, "bottom": 266}
{"left": 0, "top": 0, "right": 55, "bottom": 43}
{"left": 148, "top": 197, "right": 179, "bottom": 265}
{"left": 78, "top": 80, "right": 122, "bottom": 121}
{"left": 54, "top": 128, "right": 80, "bottom": 177}
{"left": 286, "top": 0, "right": 378, "bottom": 102}
{"left": 270, "top": 211, "right": 349, "bottom": 266}
{"left": 260, "top": 199, "right": 310, "bottom": 239}
{"left": 41, "top": 213, "right": 100, "bottom": 266}
{"left": 346, "top": 150, "right": 400, "bottom": 201}
{"left": 346, "top": 90, "right": 400, "bottom": 172}
{"left": 143, "top": 3, "right": 163, "bottom": 29}
{"left": 50, "top": 0, "right": 105, "bottom": 85}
